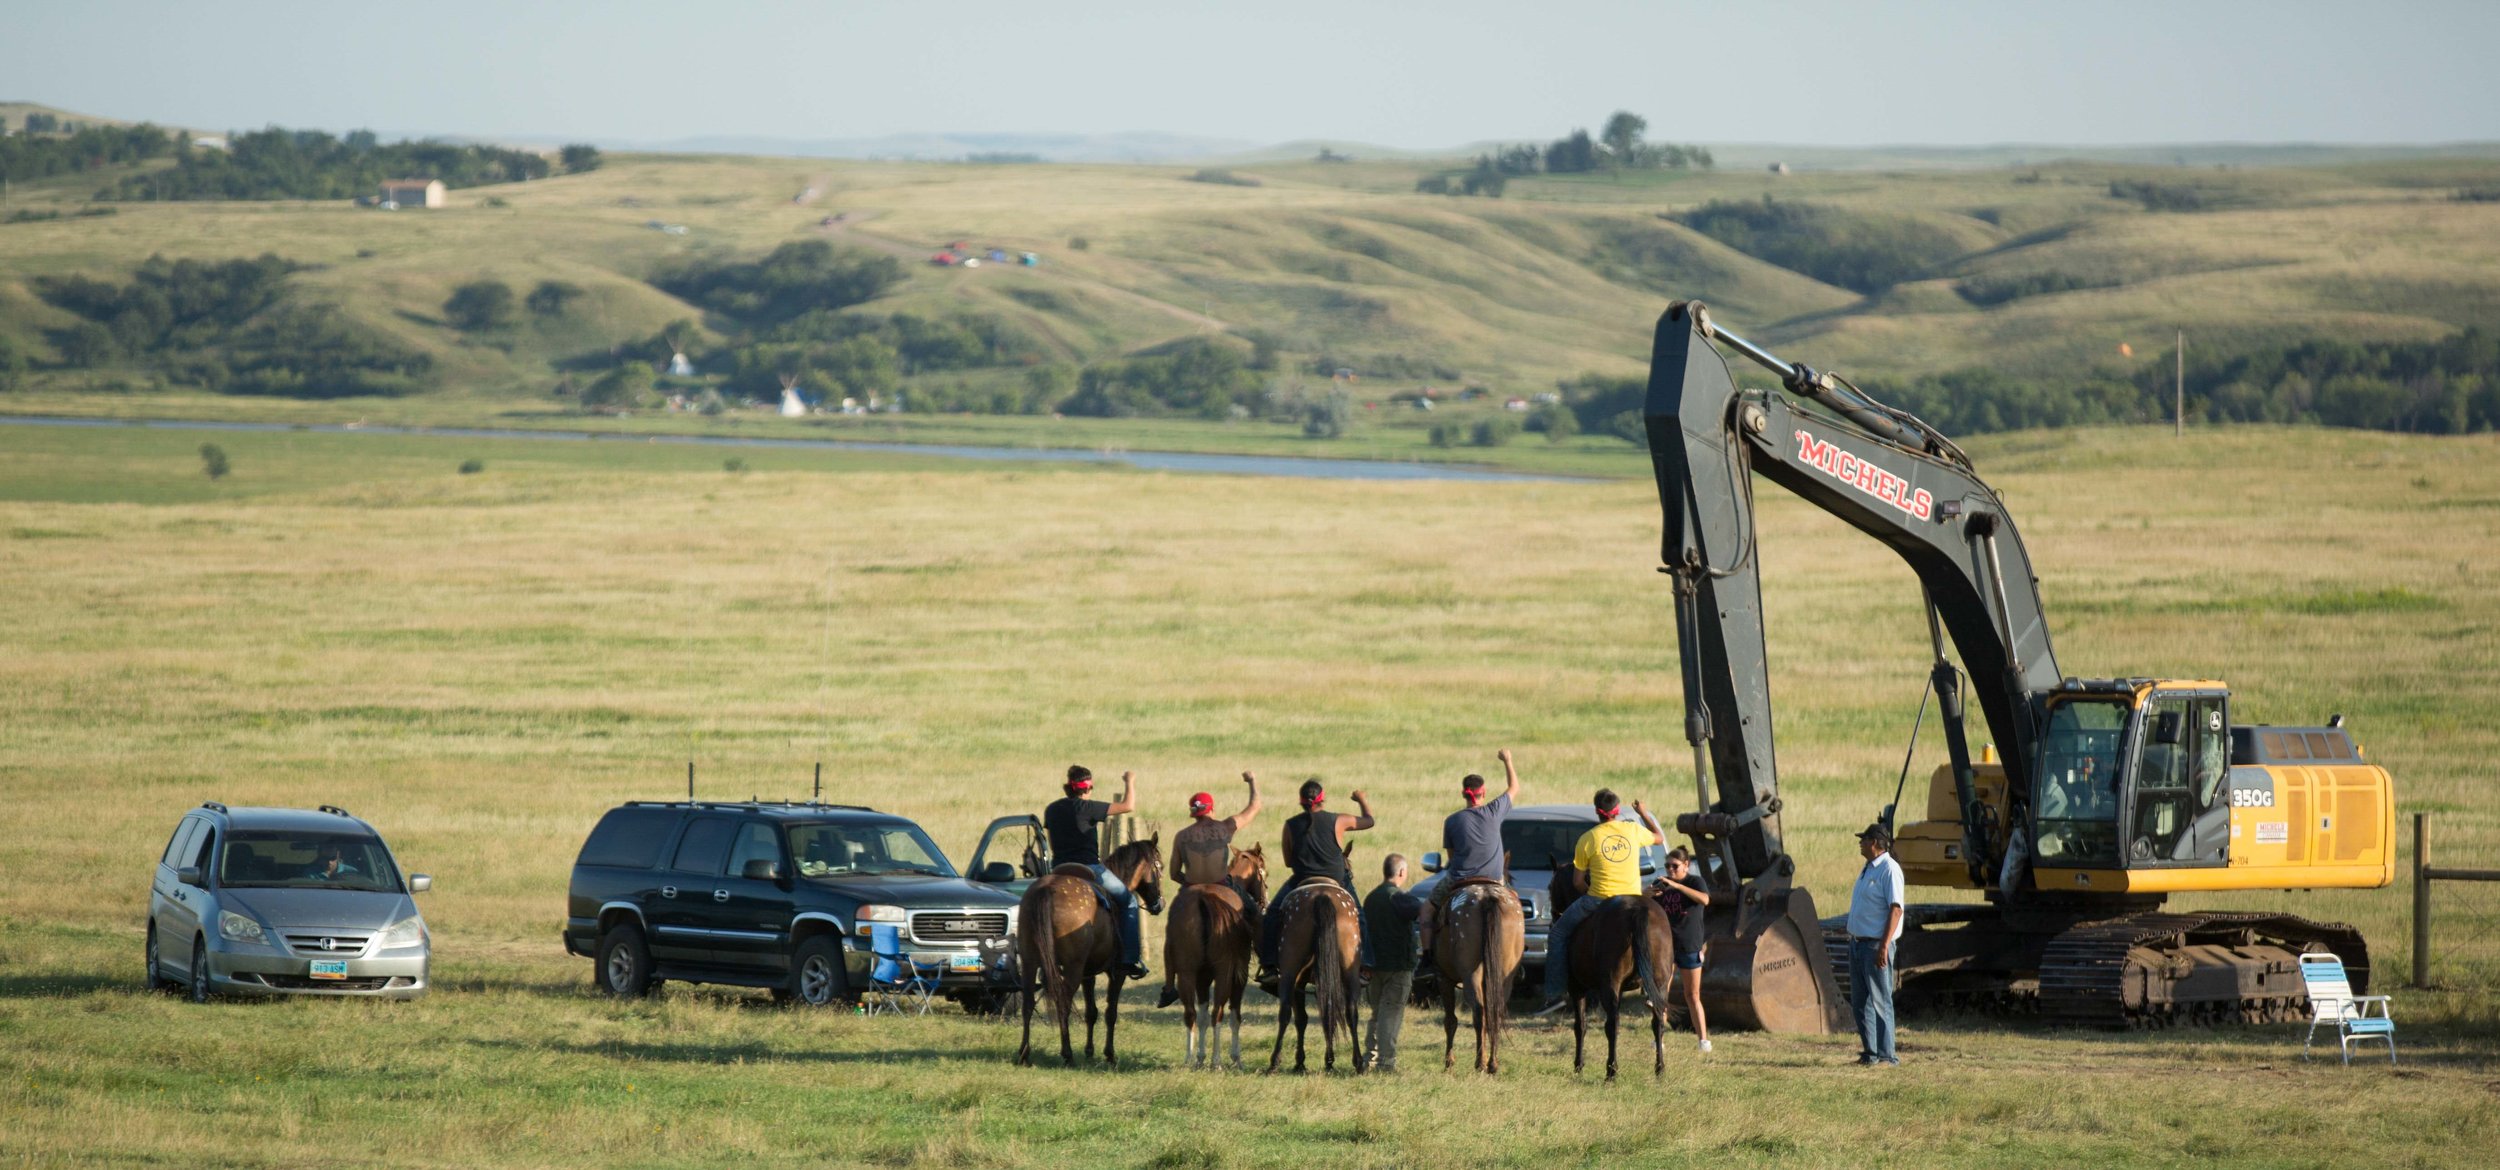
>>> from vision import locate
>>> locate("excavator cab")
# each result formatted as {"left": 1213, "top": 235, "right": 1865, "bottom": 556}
{"left": 2029, "top": 682, "right": 2232, "bottom": 875}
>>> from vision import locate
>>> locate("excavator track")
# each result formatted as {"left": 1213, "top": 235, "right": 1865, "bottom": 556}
{"left": 2036, "top": 910, "right": 2365, "bottom": 1028}
{"left": 1823, "top": 908, "right": 2368, "bottom": 1029}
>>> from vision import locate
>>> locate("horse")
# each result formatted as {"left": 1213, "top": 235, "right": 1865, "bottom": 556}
{"left": 1265, "top": 878, "right": 1364, "bottom": 1074}
{"left": 1164, "top": 844, "right": 1268, "bottom": 1068}
{"left": 1014, "top": 834, "right": 1164, "bottom": 1067}
{"left": 1432, "top": 880, "right": 1525, "bottom": 1074}
{"left": 1565, "top": 894, "right": 1674, "bottom": 1081}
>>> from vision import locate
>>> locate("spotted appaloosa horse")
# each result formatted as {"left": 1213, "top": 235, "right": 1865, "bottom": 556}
{"left": 1166, "top": 844, "right": 1267, "bottom": 1068}
{"left": 1266, "top": 879, "right": 1364, "bottom": 1074}
{"left": 1014, "top": 835, "right": 1164, "bottom": 1067}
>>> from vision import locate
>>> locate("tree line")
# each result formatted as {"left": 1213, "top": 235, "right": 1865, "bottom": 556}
{"left": 1419, "top": 111, "right": 1713, "bottom": 198}
{"left": 29, "top": 253, "right": 433, "bottom": 397}
{"left": 0, "top": 121, "right": 177, "bottom": 185}
{"left": 91, "top": 127, "right": 599, "bottom": 201}
{"left": 1547, "top": 327, "right": 2500, "bottom": 444}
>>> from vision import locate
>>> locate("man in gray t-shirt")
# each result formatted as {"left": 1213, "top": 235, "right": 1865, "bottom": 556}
{"left": 1421, "top": 749, "right": 1519, "bottom": 953}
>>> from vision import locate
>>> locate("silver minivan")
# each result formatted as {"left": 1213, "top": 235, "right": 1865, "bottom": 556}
{"left": 146, "top": 803, "right": 433, "bottom": 1000}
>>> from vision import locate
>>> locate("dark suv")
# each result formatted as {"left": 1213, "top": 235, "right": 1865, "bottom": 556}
{"left": 563, "top": 801, "right": 1020, "bottom": 1011}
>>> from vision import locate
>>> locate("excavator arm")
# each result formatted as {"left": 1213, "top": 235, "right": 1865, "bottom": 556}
{"left": 1640, "top": 301, "right": 2065, "bottom": 1031}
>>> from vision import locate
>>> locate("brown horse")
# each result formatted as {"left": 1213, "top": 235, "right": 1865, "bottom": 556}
{"left": 1266, "top": 879, "right": 1364, "bottom": 1074}
{"left": 1165, "top": 844, "right": 1268, "bottom": 1068}
{"left": 1014, "top": 835, "right": 1165, "bottom": 1067}
{"left": 1433, "top": 881, "right": 1525, "bottom": 1074}
{"left": 1566, "top": 894, "right": 1674, "bottom": 1080}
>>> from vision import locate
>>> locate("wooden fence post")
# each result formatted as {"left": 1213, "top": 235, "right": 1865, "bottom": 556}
{"left": 2413, "top": 812, "right": 2431, "bottom": 990}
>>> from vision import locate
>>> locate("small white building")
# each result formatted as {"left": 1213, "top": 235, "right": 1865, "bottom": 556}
{"left": 378, "top": 179, "right": 446, "bottom": 209}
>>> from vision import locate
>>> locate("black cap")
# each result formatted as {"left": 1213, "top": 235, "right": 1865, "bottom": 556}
{"left": 1856, "top": 822, "right": 1892, "bottom": 844}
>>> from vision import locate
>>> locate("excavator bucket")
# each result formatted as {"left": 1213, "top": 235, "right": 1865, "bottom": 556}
{"left": 1696, "top": 880, "right": 1847, "bottom": 1034}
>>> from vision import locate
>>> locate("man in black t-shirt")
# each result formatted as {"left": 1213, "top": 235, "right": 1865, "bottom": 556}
{"left": 1043, "top": 765, "right": 1148, "bottom": 979}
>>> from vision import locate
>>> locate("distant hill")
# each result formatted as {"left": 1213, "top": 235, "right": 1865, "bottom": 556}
{"left": 5, "top": 102, "right": 2500, "bottom": 439}
{"left": 610, "top": 131, "right": 1259, "bottom": 164}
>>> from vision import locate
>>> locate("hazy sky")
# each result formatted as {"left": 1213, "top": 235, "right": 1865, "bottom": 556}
{"left": 10, "top": 1, "right": 2498, "bottom": 147}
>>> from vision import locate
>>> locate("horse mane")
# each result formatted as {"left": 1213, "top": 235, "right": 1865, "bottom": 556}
{"left": 1105, "top": 834, "right": 1162, "bottom": 874}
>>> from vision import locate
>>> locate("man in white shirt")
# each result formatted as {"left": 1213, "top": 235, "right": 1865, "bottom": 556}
{"left": 1846, "top": 822, "right": 1906, "bottom": 1066}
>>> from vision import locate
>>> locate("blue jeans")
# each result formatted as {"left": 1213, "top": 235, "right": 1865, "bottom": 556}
{"left": 1541, "top": 895, "right": 1603, "bottom": 999}
{"left": 1848, "top": 937, "right": 1896, "bottom": 1063}
{"left": 1089, "top": 864, "right": 1142, "bottom": 968}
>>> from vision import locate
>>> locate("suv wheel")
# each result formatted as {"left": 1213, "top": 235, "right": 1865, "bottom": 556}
{"left": 596, "top": 924, "right": 654, "bottom": 997}
{"left": 187, "top": 937, "right": 214, "bottom": 1003}
{"left": 787, "top": 936, "right": 849, "bottom": 1007}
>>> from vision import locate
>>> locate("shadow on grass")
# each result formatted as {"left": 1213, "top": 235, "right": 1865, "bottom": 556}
{"left": 0, "top": 970, "right": 140, "bottom": 998}
{"left": 473, "top": 1036, "right": 1023, "bottom": 1068}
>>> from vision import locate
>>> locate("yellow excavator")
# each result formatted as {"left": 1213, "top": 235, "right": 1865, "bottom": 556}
{"left": 1643, "top": 302, "right": 2395, "bottom": 1030}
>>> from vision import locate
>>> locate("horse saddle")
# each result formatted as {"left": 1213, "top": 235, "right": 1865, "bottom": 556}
{"left": 1050, "top": 863, "right": 1117, "bottom": 914}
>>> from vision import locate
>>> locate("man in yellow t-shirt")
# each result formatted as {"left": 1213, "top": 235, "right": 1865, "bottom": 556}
{"left": 1536, "top": 788, "right": 1664, "bottom": 1012}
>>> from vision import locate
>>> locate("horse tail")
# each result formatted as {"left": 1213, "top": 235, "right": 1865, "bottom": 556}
{"left": 1480, "top": 894, "right": 1505, "bottom": 1017}
{"left": 1195, "top": 886, "right": 1217, "bottom": 982}
{"left": 1631, "top": 902, "right": 1668, "bottom": 1018}
{"left": 1313, "top": 892, "right": 1346, "bottom": 1040}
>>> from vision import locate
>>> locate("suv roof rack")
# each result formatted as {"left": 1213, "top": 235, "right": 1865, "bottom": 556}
{"left": 319, "top": 805, "right": 353, "bottom": 818}
{"left": 200, "top": 801, "right": 229, "bottom": 814}
{"left": 624, "top": 799, "right": 876, "bottom": 813}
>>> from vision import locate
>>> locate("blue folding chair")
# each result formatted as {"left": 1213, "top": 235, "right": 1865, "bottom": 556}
{"left": 865, "top": 923, "right": 941, "bottom": 1017}
{"left": 2299, "top": 952, "right": 2395, "bottom": 1065}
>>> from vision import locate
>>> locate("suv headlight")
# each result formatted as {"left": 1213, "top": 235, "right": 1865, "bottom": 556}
{"left": 218, "top": 910, "right": 267, "bottom": 945}
{"left": 853, "top": 904, "right": 906, "bottom": 936}
{"left": 376, "top": 917, "right": 427, "bottom": 949}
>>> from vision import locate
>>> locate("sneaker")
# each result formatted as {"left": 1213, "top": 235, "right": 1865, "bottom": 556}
{"left": 1877, "top": 1057, "right": 1900, "bottom": 1067}
{"left": 1530, "top": 995, "right": 1571, "bottom": 1017}
{"left": 1697, "top": 1039, "right": 1713, "bottom": 1055}
{"left": 1155, "top": 984, "right": 1179, "bottom": 1009}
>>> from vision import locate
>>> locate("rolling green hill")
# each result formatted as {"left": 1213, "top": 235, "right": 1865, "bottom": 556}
{"left": 4, "top": 117, "right": 2500, "bottom": 451}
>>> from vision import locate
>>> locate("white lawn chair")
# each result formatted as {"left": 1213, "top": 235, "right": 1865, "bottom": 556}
{"left": 2299, "top": 952, "right": 2395, "bottom": 1065}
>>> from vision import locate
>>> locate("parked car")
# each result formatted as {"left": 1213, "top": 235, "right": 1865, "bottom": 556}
{"left": 1409, "top": 803, "right": 1665, "bottom": 993}
{"left": 564, "top": 801, "right": 1021, "bottom": 1012}
{"left": 146, "top": 802, "right": 433, "bottom": 1001}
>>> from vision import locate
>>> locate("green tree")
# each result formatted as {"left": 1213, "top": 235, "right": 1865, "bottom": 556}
{"left": 1302, "top": 389, "right": 1351, "bottom": 439}
{"left": 0, "top": 336, "right": 22, "bottom": 391}
{"left": 525, "top": 280, "right": 586, "bottom": 317}
{"left": 1527, "top": 402, "right": 1579, "bottom": 441}
{"left": 198, "top": 443, "right": 230, "bottom": 480}
{"left": 580, "top": 360, "right": 655, "bottom": 409}
{"left": 59, "top": 321, "right": 119, "bottom": 367}
{"left": 1600, "top": 111, "right": 1648, "bottom": 169}
{"left": 443, "top": 280, "right": 518, "bottom": 331}
{"left": 560, "top": 144, "right": 603, "bottom": 173}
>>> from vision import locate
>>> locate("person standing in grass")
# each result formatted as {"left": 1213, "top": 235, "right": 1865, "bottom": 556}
{"left": 1043, "top": 765, "right": 1148, "bottom": 980}
{"left": 1650, "top": 846, "right": 1712, "bottom": 1053}
{"left": 1536, "top": 789, "right": 1664, "bottom": 1014}
{"left": 1360, "top": 853, "right": 1423, "bottom": 1072}
{"left": 1847, "top": 822, "right": 1906, "bottom": 1066}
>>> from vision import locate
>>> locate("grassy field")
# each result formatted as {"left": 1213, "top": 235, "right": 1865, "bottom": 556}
{"left": 2, "top": 421, "right": 2497, "bottom": 1168}
{"left": 5, "top": 140, "right": 2500, "bottom": 455}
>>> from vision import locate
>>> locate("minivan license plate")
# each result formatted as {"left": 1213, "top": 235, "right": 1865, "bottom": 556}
{"left": 309, "top": 960, "right": 349, "bottom": 979}
{"left": 948, "top": 954, "right": 983, "bottom": 973}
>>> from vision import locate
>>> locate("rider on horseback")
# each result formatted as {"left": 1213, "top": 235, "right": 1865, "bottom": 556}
{"left": 1535, "top": 788, "right": 1664, "bottom": 1015}
{"left": 1256, "top": 778, "right": 1374, "bottom": 982}
{"left": 1420, "top": 747, "right": 1519, "bottom": 954}
{"left": 1157, "top": 770, "right": 1264, "bottom": 1007}
{"left": 1044, "top": 764, "right": 1149, "bottom": 980}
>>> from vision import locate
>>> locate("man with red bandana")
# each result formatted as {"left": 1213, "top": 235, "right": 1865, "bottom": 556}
{"left": 1256, "top": 777, "right": 1375, "bottom": 980}
{"left": 1157, "top": 771, "right": 1264, "bottom": 1007}
{"left": 1043, "top": 764, "right": 1147, "bottom": 980}
{"left": 1419, "top": 748, "right": 1520, "bottom": 954}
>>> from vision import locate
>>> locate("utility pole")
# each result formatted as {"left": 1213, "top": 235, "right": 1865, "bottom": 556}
{"left": 2175, "top": 329, "right": 2185, "bottom": 438}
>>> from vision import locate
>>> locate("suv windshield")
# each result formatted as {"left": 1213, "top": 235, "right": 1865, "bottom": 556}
{"left": 1501, "top": 820, "right": 1591, "bottom": 871}
{"left": 217, "top": 830, "right": 404, "bottom": 892}
{"left": 788, "top": 822, "right": 957, "bottom": 878}
{"left": 2033, "top": 698, "right": 2129, "bottom": 865}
